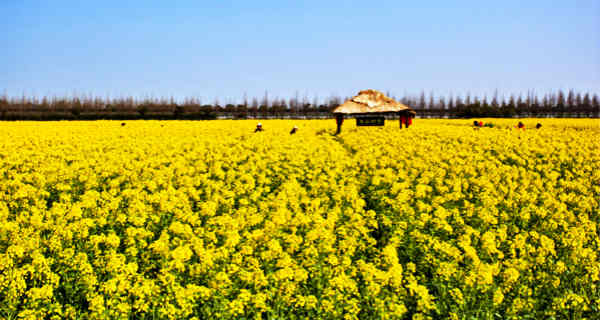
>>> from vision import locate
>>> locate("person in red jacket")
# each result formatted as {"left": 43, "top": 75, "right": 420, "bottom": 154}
{"left": 400, "top": 113, "right": 413, "bottom": 128}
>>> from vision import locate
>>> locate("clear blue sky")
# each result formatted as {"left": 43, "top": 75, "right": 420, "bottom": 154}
{"left": 1, "top": 0, "right": 598, "bottom": 103}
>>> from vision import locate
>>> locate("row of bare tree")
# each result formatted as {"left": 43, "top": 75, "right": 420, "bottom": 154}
{"left": 0, "top": 90, "right": 598, "bottom": 120}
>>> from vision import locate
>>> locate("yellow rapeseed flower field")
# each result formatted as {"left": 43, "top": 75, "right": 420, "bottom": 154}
{"left": 0, "top": 119, "right": 598, "bottom": 319}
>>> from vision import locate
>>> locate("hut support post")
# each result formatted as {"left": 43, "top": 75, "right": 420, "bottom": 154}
{"left": 335, "top": 114, "right": 344, "bottom": 134}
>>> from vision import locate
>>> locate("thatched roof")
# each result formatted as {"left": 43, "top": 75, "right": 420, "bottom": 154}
{"left": 333, "top": 89, "right": 415, "bottom": 115}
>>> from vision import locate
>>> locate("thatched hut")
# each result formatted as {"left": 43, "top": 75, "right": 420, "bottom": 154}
{"left": 332, "top": 89, "right": 416, "bottom": 134}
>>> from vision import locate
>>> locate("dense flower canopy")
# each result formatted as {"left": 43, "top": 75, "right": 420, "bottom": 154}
{"left": 0, "top": 119, "right": 598, "bottom": 319}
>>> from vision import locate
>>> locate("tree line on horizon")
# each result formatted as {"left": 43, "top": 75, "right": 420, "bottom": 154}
{"left": 0, "top": 90, "right": 598, "bottom": 120}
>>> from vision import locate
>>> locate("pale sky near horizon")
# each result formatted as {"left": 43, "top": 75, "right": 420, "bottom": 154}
{"left": 1, "top": 0, "right": 598, "bottom": 103}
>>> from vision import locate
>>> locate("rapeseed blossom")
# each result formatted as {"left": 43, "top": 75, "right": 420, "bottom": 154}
{"left": 0, "top": 119, "right": 598, "bottom": 319}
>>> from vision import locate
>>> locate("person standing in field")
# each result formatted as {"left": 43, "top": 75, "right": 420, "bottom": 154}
{"left": 517, "top": 122, "right": 525, "bottom": 129}
{"left": 536, "top": 123, "right": 542, "bottom": 129}
{"left": 255, "top": 122, "right": 264, "bottom": 132}
{"left": 290, "top": 126, "right": 298, "bottom": 134}
{"left": 335, "top": 114, "right": 344, "bottom": 134}
{"left": 400, "top": 113, "right": 412, "bottom": 128}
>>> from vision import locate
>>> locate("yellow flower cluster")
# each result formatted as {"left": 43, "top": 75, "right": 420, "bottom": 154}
{"left": 0, "top": 119, "right": 598, "bottom": 319}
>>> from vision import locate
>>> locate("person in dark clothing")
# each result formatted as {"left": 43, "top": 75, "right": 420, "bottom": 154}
{"left": 335, "top": 114, "right": 344, "bottom": 134}
{"left": 536, "top": 123, "right": 542, "bottom": 129}
{"left": 518, "top": 122, "right": 525, "bottom": 129}
{"left": 254, "top": 122, "right": 264, "bottom": 132}
{"left": 290, "top": 126, "right": 298, "bottom": 134}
